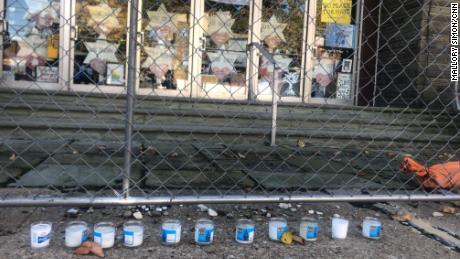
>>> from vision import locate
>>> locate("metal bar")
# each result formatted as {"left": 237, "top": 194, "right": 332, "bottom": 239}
{"left": 1, "top": 194, "right": 460, "bottom": 207}
{"left": 249, "top": 43, "right": 279, "bottom": 146}
{"left": 352, "top": 0, "right": 364, "bottom": 106}
{"left": 122, "top": 0, "right": 140, "bottom": 199}
{"left": 372, "top": 0, "right": 383, "bottom": 107}
{"left": 271, "top": 62, "right": 278, "bottom": 146}
{"left": 455, "top": 81, "right": 459, "bottom": 111}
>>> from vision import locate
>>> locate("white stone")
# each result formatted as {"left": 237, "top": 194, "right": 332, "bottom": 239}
{"left": 308, "top": 210, "right": 315, "bottom": 215}
{"left": 197, "top": 204, "right": 208, "bottom": 212}
{"left": 278, "top": 203, "right": 291, "bottom": 209}
{"left": 162, "top": 206, "right": 168, "bottom": 211}
{"left": 156, "top": 207, "right": 163, "bottom": 212}
{"left": 432, "top": 212, "right": 444, "bottom": 217}
{"left": 333, "top": 214, "right": 341, "bottom": 218}
{"left": 207, "top": 208, "right": 218, "bottom": 217}
{"left": 290, "top": 208, "right": 297, "bottom": 212}
{"left": 67, "top": 208, "right": 79, "bottom": 215}
{"left": 133, "top": 211, "right": 143, "bottom": 220}
{"left": 316, "top": 211, "right": 324, "bottom": 216}
{"left": 266, "top": 213, "right": 272, "bottom": 218}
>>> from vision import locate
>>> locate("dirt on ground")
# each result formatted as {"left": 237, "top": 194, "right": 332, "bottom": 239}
{"left": 0, "top": 202, "right": 459, "bottom": 259}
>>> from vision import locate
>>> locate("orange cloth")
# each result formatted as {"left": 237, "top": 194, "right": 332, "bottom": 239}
{"left": 401, "top": 156, "right": 460, "bottom": 190}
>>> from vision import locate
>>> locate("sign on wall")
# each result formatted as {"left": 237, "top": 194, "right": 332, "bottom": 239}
{"left": 321, "top": 0, "right": 352, "bottom": 25}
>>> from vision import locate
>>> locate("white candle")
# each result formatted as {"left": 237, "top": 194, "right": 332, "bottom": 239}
{"left": 161, "top": 220, "right": 182, "bottom": 245}
{"left": 123, "top": 221, "right": 144, "bottom": 247}
{"left": 30, "top": 222, "right": 52, "bottom": 249}
{"left": 94, "top": 222, "right": 116, "bottom": 248}
{"left": 194, "top": 219, "right": 215, "bottom": 245}
{"left": 65, "top": 221, "right": 88, "bottom": 248}
{"left": 268, "top": 218, "right": 287, "bottom": 241}
{"left": 362, "top": 217, "right": 382, "bottom": 239}
{"left": 331, "top": 216, "right": 349, "bottom": 239}
{"left": 235, "top": 219, "right": 255, "bottom": 244}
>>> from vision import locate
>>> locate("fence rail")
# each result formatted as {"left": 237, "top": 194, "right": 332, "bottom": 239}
{"left": 0, "top": 0, "right": 459, "bottom": 206}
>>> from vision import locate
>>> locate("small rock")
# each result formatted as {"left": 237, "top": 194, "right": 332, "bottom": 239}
{"left": 375, "top": 213, "right": 380, "bottom": 217}
{"left": 163, "top": 211, "right": 169, "bottom": 216}
{"left": 241, "top": 205, "right": 248, "bottom": 210}
{"left": 123, "top": 210, "right": 133, "bottom": 219}
{"left": 266, "top": 213, "right": 272, "bottom": 218}
{"left": 278, "top": 203, "right": 291, "bottom": 209}
{"left": 66, "top": 208, "right": 79, "bottom": 218}
{"left": 156, "top": 207, "right": 163, "bottom": 212}
{"left": 187, "top": 217, "right": 192, "bottom": 221}
{"left": 260, "top": 209, "right": 268, "bottom": 214}
{"left": 86, "top": 207, "right": 94, "bottom": 214}
{"left": 432, "top": 212, "right": 444, "bottom": 217}
{"left": 296, "top": 204, "right": 302, "bottom": 208}
{"left": 316, "top": 211, "right": 323, "bottom": 216}
{"left": 197, "top": 204, "right": 208, "bottom": 212}
{"left": 133, "top": 211, "right": 143, "bottom": 220}
{"left": 308, "top": 210, "right": 315, "bottom": 215}
{"left": 226, "top": 213, "right": 234, "bottom": 219}
{"left": 208, "top": 208, "right": 218, "bottom": 217}
{"left": 162, "top": 206, "right": 168, "bottom": 211}
{"left": 335, "top": 205, "right": 340, "bottom": 209}
{"left": 333, "top": 214, "right": 341, "bottom": 218}
{"left": 290, "top": 208, "right": 297, "bottom": 212}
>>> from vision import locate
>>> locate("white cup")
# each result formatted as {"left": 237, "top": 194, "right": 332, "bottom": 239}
{"left": 331, "top": 217, "right": 349, "bottom": 239}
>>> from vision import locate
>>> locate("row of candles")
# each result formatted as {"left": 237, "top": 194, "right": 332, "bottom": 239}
{"left": 30, "top": 216, "right": 382, "bottom": 249}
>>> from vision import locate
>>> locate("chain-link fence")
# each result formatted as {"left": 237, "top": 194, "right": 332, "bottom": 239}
{"left": 0, "top": 0, "right": 459, "bottom": 206}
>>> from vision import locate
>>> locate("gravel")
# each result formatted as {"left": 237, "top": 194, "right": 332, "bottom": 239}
{"left": 0, "top": 202, "right": 458, "bottom": 258}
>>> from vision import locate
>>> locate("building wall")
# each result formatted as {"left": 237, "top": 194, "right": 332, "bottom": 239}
{"left": 375, "top": 0, "right": 454, "bottom": 109}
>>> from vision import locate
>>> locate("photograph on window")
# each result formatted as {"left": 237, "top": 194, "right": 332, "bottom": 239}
{"left": 2, "top": 0, "right": 60, "bottom": 82}
{"left": 201, "top": 1, "right": 249, "bottom": 97}
{"left": 72, "top": 0, "right": 127, "bottom": 86}
{"left": 139, "top": 1, "right": 190, "bottom": 93}
{"left": 259, "top": 0, "right": 306, "bottom": 98}
{"left": 310, "top": 0, "right": 356, "bottom": 100}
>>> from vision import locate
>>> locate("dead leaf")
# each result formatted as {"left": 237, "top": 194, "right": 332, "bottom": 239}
{"left": 291, "top": 234, "right": 305, "bottom": 245}
{"left": 440, "top": 205, "right": 456, "bottom": 214}
{"left": 385, "top": 151, "right": 396, "bottom": 157}
{"left": 281, "top": 231, "right": 293, "bottom": 245}
{"left": 91, "top": 244, "right": 104, "bottom": 258}
{"left": 74, "top": 242, "right": 104, "bottom": 258}
{"left": 297, "top": 139, "right": 305, "bottom": 148}
{"left": 392, "top": 210, "right": 413, "bottom": 222}
{"left": 9, "top": 153, "right": 16, "bottom": 161}
{"left": 74, "top": 246, "right": 91, "bottom": 255}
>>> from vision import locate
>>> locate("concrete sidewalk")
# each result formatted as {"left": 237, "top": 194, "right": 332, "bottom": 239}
{"left": 0, "top": 202, "right": 458, "bottom": 258}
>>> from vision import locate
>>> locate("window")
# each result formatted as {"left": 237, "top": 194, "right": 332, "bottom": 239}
{"left": 138, "top": 0, "right": 191, "bottom": 97}
{"left": 71, "top": 0, "right": 128, "bottom": 92}
{"left": 2, "top": 0, "right": 61, "bottom": 86}
{"left": 0, "top": 0, "right": 362, "bottom": 105}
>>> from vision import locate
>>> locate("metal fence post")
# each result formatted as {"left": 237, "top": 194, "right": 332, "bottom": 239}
{"left": 122, "top": 0, "right": 140, "bottom": 199}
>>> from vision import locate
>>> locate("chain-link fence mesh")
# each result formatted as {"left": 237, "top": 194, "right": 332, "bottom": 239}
{"left": 0, "top": 0, "right": 459, "bottom": 205}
